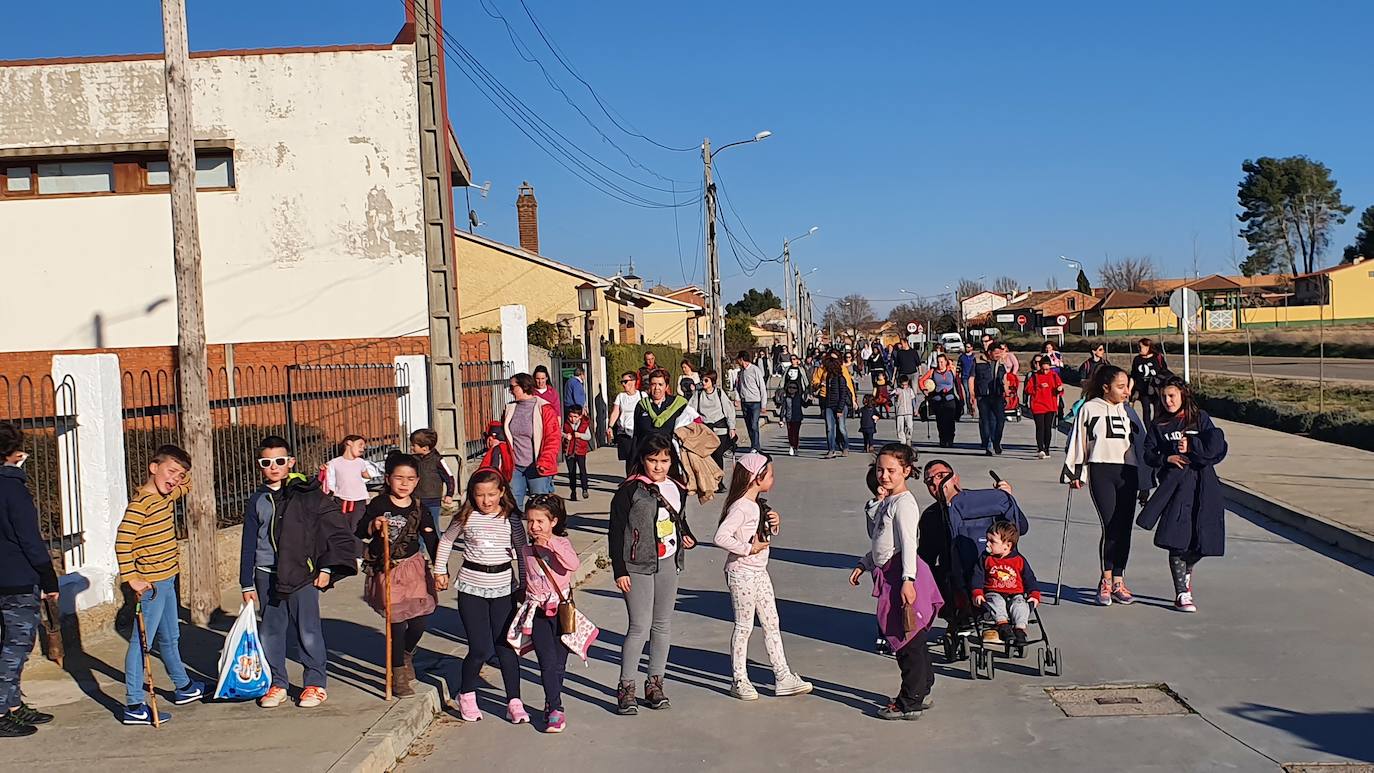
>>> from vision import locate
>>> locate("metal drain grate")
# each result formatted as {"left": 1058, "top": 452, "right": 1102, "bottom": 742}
{"left": 1282, "top": 765, "right": 1374, "bottom": 773}
{"left": 1045, "top": 684, "right": 1192, "bottom": 717}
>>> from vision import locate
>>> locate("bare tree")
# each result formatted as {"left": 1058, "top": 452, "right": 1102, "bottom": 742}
{"left": 1045, "top": 275, "right": 1061, "bottom": 291}
{"left": 957, "top": 277, "right": 986, "bottom": 301}
{"left": 822, "top": 294, "right": 875, "bottom": 335}
{"left": 888, "top": 298, "right": 952, "bottom": 326}
{"left": 1098, "top": 255, "right": 1159, "bottom": 292}
{"left": 992, "top": 275, "right": 1020, "bottom": 296}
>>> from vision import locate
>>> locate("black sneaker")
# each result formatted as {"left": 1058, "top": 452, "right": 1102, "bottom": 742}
{"left": 994, "top": 444, "right": 1003, "bottom": 455}
{"left": 616, "top": 682, "right": 638, "bottom": 716}
{"left": 11, "top": 703, "right": 53, "bottom": 725}
{"left": 0, "top": 713, "right": 37, "bottom": 737}
{"left": 1012, "top": 628, "right": 1028, "bottom": 646}
{"left": 569, "top": 492, "right": 578, "bottom": 502}
{"left": 877, "top": 702, "right": 922, "bottom": 721}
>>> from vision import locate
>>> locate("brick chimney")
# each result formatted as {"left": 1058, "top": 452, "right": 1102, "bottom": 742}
{"left": 516, "top": 182, "right": 539, "bottom": 254}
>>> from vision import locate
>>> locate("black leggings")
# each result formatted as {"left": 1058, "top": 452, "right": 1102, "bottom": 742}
{"left": 894, "top": 627, "right": 933, "bottom": 711}
{"left": 934, "top": 399, "right": 957, "bottom": 445}
{"left": 457, "top": 592, "right": 521, "bottom": 697}
{"left": 389, "top": 616, "right": 428, "bottom": 667}
{"left": 566, "top": 454, "right": 587, "bottom": 493}
{"left": 1169, "top": 550, "right": 1203, "bottom": 596}
{"left": 1033, "top": 411, "right": 1056, "bottom": 453}
{"left": 1087, "top": 463, "right": 1139, "bottom": 575}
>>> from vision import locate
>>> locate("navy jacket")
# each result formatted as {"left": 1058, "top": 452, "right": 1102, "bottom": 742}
{"left": 239, "top": 476, "right": 358, "bottom": 596}
{"left": 1138, "top": 411, "right": 1228, "bottom": 557}
{"left": 0, "top": 465, "right": 59, "bottom": 594}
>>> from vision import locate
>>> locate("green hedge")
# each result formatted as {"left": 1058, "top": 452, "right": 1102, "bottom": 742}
{"left": 1000, "top": 331, "right": 1374, "bottom": 359}
{"left": 1192, "top": 386, "right": 1374, "bottom": 452}
{"left": 606, "top": 343, "right": 690, "bottom": 383}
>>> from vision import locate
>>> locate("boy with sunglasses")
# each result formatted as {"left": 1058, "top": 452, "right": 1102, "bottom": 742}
{"left": 239, "top": 435, "right": 358, "bottom": 709}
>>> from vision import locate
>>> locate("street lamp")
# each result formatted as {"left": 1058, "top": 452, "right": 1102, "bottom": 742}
{"left": 782, "top": 225, "right": 819, "bottom": 353}
{"left": 704, "top": 129, "right": 772, "bottom": 370}
{"left": 575, "top": 282, "right": 600, "bottom": 443}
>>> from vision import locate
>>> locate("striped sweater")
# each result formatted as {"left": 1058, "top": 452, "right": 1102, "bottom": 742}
{"left": 435, "top": 510, "right": 528, "bottom": 598}
{"left": 115, "top": 475, "right": 193, "bottom": 584}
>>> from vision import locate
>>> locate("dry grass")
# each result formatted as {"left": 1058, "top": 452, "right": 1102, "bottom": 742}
{"left": 1194, "top": 374, "right": 1374, "bottom": 418}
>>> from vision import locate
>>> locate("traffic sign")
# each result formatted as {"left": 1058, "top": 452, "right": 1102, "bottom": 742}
{"left": 1055, "top": 314, "right": 1068, "bottom": 326}
{"left": 906, "top": 322, "right": 918, "bottom": 333}
{"left": 995, "top": 313, "right": 1014, "bottom": 323}
{"left": 1016, "top": 314, "right": 1028, "bottom": 326}
{"left": 1042, "top": 326, "right": 1064, "bottom": 336}
{"left": 1169, "top": 288, "right": 1202, "bottom": 318}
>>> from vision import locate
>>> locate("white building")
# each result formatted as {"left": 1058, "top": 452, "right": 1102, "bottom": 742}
{"left": 0, "top": 40, "right": 469, "bottom": 354}
{"left": 961, "top": 290, "right": 1010, "bottom": 321}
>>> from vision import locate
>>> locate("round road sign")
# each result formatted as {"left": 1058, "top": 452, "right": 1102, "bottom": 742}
{"left": 906, "top": 322, "right": 918, "bottom": 333}
{"left": 1016, "top": 314, "right": 1028, "bottom": 326}
{"left": 1056, "top": 314, "right": 1068, "bottom": 326}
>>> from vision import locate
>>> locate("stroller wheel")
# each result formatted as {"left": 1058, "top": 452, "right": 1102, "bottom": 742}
{"left": 1037, "top": 648, "right": 1046, "bottom": 677}
{"left": 968, "top": 649, "right": 979, "bottom": 680}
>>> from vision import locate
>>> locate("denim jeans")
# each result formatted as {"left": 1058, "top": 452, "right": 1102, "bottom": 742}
{"left": 255, "top": 571, "right": 327, "bottom": 689}
{"left": 510, "top": 463, "right": 553, "bottom": 510}
{"left": 0, "top": 591, "right": 40, "bottom": 711}
{"left": 742, "top": 401, "right": 763, "bottom": 453}
{"left": 977, "top": 396, "right": 1006, "bottom": 450}
{"left": 823, "top": 405, "right": 849, "bottom": 453}
{"left": 124, "top": 577, "right": 192, "bottom": 705}
{"left": 421, "top": 498, "right": 443, "bottom": 533}
{"left": 982, "top": 592, "right": 1030, "bottom": 628}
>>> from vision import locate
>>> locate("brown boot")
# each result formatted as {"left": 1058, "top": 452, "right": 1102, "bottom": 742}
{"left": 392, "top": 664, "right": 416, "bottom": 698}
{"left": 403, "top": 650, "right": 414, "bottom": 672}
{"left": 644, "top": 675, "right": 670, "bottom": 710}
{"left": 615, "top": 681, "right": 638, "bottom": 715}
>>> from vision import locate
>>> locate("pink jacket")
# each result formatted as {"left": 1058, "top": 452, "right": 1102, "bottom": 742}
{"left": 521, "top": 536, "right": 580, "bottom": 615}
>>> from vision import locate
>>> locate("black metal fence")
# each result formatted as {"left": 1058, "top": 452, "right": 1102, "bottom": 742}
{"left": 460, "top": 360, "right": 510, "bottom": 459}
{"left": 121, "top": 363, "right": 411, "bottom": 535}
{"left": 1, "top": 374, "right": 84, "bottom": 571}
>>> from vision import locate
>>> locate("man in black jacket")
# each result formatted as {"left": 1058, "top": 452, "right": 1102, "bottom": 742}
{"left": 239, "top": 435, "right": 357, "bottom": 709}
{"left": 891, "top": 339, "right": 922, "bottom": 389}
{"left": 0, "top": 422, "right": 59, "bottom": 736}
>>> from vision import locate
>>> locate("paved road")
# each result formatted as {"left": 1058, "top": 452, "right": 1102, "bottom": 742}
{"left": 399, "top": 415, "right": 1374, "bottom": 772}
{"left": 1191, "top": 354, "right": 1374, "bottom": 383}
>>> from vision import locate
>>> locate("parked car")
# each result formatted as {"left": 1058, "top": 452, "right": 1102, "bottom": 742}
{"left": 940, "top": 332, "right": 966, "bottom": 354}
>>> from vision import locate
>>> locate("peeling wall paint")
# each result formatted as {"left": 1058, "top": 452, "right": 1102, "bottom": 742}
{"left": 0, "top": 48, "right": 427, "bottom": 351}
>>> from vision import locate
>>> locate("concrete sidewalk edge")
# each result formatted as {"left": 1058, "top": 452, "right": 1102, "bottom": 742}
{"left": 1221, "top": 479, "right": 1374, "bottom": 562}
{"left": 333, "top": 536, "right": 610, "bottom": 773}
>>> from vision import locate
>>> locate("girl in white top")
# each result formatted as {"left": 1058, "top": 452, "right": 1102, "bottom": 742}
{"left": 434, "top": 468, "right": 530, "bottom": 724}
{"left": 606, "top": 370, "right": 643, "bottom": 474}
{"left": 1061, "top": 364, "right": 1147, "bottom": 607}
{"left": 713, "top": 452, "right": 811, "bottom": 701}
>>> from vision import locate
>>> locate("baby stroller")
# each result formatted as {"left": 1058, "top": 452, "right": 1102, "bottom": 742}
{"left": 1003, "top": 372, "right": 1023, "bottom": 422}
{"left": 930, "top": 473, "right": 1061, "bottom": 680}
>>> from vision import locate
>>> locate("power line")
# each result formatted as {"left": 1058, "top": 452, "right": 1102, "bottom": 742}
{"left": 515, "top": 0, "right": 699, "bottom": 153}
{"left": 475, "top": 0, "right": 696, "bottom": 188}
{"left": 711, "top": 161, "right": 772, "bottom": 261}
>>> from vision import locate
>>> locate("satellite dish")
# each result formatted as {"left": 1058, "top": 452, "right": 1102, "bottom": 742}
{"left": 468, "top": 209, "right": 483, "bottom": 228}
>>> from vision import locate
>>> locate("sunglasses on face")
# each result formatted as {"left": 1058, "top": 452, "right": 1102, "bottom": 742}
{"left": 258, "top": 456, "right": 292, "bottom": 468}
{"left": 621, "top": 378, "right": 636, "bottom": 384}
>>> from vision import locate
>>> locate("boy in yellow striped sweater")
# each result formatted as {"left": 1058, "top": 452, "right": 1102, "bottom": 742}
{"left": 114, "top": 444, "right": 205, "bottom": 725}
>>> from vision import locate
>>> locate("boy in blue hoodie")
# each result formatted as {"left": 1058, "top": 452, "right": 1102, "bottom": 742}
{"left": 0, "top": 422, "right": 60, "bottom": 737}
{"left": 239, "top": 435, "right": 357, "bottom": 709}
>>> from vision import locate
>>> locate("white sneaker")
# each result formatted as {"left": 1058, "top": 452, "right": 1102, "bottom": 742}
{"left": 1175, "top": 592, "right": 1197, "bottom": 613}
{"left": 730, "top": 680, "right": 759, "bottom": 701}
{"left": 788, "top": 447, "right": 796, "bottom": 456}
{"left": 774, "top": 674, "right": 813, "bottom": 697}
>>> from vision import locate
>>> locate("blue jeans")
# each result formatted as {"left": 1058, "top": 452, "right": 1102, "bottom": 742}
{"left": 823, "top": 405, "right": 849, "bottom": 453}
{"left": 0, "top": 591, "right": 39, "bottom": 711}
{"left": 977, "top": 396, "right": 1006, "bottom": 450}
{"left": 124, "top": 577, "right": 192, "bottom": 705}
{"left": 255, "top": 572, "right": 327, "bottom": 689}
{"left": 511, "top": 463, "right": 553, "bottom": 510}
{"left": 742, "top": 401, "right": 763, "bottom": 452}
{"left": 421, "top": 498, "right": 443, "bottom": 533}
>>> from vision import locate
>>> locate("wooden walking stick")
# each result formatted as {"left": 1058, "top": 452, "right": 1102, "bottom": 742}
{"left": 135, "top": 592, "right": 160, "bottom": 728}
{"left": 381, "top": 527, "right": 393, "bottom": 701}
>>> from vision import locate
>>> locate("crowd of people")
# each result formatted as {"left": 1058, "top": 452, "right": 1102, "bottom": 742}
{"left": 0, "top": 331, "right": 1225, "bottom": 736}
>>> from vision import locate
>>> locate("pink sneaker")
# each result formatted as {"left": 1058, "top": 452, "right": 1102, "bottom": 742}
{"left": 457, "top": 691, "right": 482, "bottom": 722}
{"left": 507, "top": 698, "right": 530, "bottom": 724}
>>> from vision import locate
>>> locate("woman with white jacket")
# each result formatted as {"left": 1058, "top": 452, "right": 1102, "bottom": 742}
{"left": 1062, "top": 364, "right": 1148, "bottom": 607}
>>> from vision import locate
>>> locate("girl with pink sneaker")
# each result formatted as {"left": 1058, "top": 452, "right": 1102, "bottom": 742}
{"left": 434, "top": 468, "right": 530, "bottom": 724}
{"left": 514, "top": 494, "right": 583, "bottom": 733}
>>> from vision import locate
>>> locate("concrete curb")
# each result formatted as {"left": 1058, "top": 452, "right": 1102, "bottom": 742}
{"left": 1221, "top": 478, "right": 1374, "bottom": 562}
{"left": 330, "top": 537, "right": 609, "bottom": 773}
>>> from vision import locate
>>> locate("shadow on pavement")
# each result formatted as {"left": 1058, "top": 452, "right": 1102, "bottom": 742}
{"left": 1229, "top": 703, "right": 1374, "bottom": 763}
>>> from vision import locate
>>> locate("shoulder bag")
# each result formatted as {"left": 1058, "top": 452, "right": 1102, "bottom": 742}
{"left": 533, "top": 553, "right": 577, "bottom": 635}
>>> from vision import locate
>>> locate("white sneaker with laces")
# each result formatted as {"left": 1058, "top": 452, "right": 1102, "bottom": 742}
{"left": 774, "top": 673, "right": 813, "bottom": 697}
{"left": 1175, "top": 592, "right": 1197, "bottom": 613}
{"left": 788, "top": 447, "right": 796, "bottom": 456}
{"left": 730, "top": 680, "right": 759, "bottom": 701}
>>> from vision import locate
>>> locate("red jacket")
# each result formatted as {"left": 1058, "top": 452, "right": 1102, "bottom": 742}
{"left": 479, "top": 441, "right": 514, "bottom": 482}
{"left": 503, "top": 397, "right": 561, "bottom": 477}
{"left": 1024, "top": 370, "right": 1064, "bottom": 415}
{"left": 563, "top": 415, "right": 591, "bottom": 456}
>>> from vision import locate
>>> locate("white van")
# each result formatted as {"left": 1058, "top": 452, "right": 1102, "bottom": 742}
{"left": 939, "top": 332, "right": 966, "bottom": 354}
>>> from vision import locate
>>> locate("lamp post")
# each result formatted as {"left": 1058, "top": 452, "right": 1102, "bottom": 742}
{"left": 782, "top": 226, "right": 818, "bottom": 354}
{"left": 796, "top": 267, "right": 818, "bottom": 355}
{"left": 576, "top": 282, "right": 599, "bottom": 445}
{"left": 704, "top": 130, "right": 771, "bottom": 370}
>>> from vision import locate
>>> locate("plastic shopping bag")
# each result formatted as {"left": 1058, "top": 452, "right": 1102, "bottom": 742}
{"left": 214, "top": 600, "right": 272, "bottom": 700}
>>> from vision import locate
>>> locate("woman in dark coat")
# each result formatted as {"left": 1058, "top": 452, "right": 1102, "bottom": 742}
{"left": 1138, "top": 377, "right": 1227, "bottom": 614}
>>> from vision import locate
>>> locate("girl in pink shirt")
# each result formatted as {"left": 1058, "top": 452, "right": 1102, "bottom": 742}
{"left": 714, "top": 452, "right": 812, "bottom": 701}
{"left": 520, "top": 494, "right": 580, "bottom": 733}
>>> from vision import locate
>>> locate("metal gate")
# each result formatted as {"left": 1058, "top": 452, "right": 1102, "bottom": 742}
{"left": 460, "top": 360, "right": 511, "bottom": 459}
{"left": 122, "top": 362, "right": 412, "bottom": 533}
{"left": 1, "top": 374, "right": 84, "bottom": 572}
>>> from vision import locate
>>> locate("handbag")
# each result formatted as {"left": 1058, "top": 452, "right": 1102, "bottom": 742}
{"left": 533, "top": 553, "right": 577, "bottom": 635}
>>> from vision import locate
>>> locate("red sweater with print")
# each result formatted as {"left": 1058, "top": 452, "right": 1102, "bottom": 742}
{"left": 1024, "top": 371, "right": 1064, "bottom": 415}
{"left": 971, "top": 549, "right": 1041, "bottom": 603}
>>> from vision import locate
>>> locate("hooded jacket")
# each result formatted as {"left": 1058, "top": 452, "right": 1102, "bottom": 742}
{"left": 1138, "top": 411, "right": 1228, "bottom": 557}
{"left": 0, "top": 465, "right": 59, "bottom": 595}
{"left": 239, "top": 475, "right": 359, "bottom": 596}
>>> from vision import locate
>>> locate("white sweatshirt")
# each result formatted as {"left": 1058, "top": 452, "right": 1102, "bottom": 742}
{"left": 1061, "top": 397, "right": 1144, "bottom": 484}
{"left": 859, "top": 490, "right": 921, "bottom": 579}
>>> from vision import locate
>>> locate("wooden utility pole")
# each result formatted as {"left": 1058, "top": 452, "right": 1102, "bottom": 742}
{"left": 411, "top": 0, "right": 468, "bottom": 476}
{"left": 160, "top": 0, "right": 218, "bottom": 625}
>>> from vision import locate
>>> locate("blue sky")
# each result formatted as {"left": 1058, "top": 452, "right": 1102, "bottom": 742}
{"left": 8, "top": 1, "right": 1372, "bottom": 315}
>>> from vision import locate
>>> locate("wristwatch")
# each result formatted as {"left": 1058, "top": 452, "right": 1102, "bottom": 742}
{"left": 901, "top": 575, "right": 916, "bottom": 582}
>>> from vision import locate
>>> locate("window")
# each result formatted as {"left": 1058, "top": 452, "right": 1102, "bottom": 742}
{"left": 145, "top": 154, "right": 234, "bottom": 189}
{"left": 4, "top": 167, "right": 32, "bottom": 193}
{"left": 1068, "top": 298, "right": 1078, "bottom": 311}
{"left": 37, "top": 161, "right": 114, "bottom": 194}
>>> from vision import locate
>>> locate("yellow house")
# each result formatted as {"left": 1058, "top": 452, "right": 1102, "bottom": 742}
{"left": 1292, "top": 257, "right": 1374, "bottom": 324}
{"left": 642, "top": 293, "right": 705, "bottom": 350}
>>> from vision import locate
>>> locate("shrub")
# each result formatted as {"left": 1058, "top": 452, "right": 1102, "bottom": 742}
{"left": 1310, "top": 415, "right": 1374, "bottom": 452}
{"left": 606, "top": 343, "right": 686, "bottom": 384}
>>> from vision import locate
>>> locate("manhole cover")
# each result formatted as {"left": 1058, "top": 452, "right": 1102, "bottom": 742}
{"left": 1283, "top": 765, "right": 1374, "bottom": 773}
{"left": 1046, "top": 684, "right": 1192, "bottom": 717}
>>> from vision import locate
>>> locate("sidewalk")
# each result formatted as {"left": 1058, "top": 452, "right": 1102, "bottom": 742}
{"left": 10, "top": 448, "right": 620, "bottom": 773}
{"left": 1214, "top": 417, "right": 1374, "bottom": 560}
